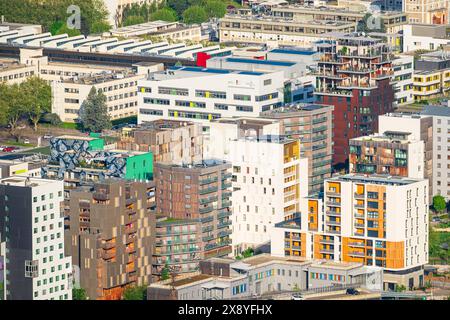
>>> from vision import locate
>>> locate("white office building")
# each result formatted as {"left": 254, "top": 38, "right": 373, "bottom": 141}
{"left": 137, "top": 66, "right": 285, "bottom": 125}
{"left": 392, "top": 55, "right": 414, "bottom": 106}
{"left": 422, "top": 105, "right": 450, "bottom": 200}
{"left": 0, "top": 177, "right": 73, "bottom": 300}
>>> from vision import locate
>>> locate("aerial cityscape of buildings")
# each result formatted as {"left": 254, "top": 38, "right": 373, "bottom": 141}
{"left": 1, "top": 0, "right": 450, "bottom": 302}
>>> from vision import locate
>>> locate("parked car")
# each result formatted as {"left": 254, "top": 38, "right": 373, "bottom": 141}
{"left": 432, "top": 217, "right": 441, "bottom": 222}
{"left": 0, "top": 146, "right": 7, "bottom": 151}
{"left": 23, "top": 139, "right": 30, "bottom": 144}
{"left": 346, "top": 288, "right": 360, "bottom": 295}
{"left": 2, "top": 147, "right": 15, "bottom": 152}
{"left": 43, "top": 134, "right": 53, "bottom": 139}
{"left": 291, "top": 293, "right": 304, "bottom": 300}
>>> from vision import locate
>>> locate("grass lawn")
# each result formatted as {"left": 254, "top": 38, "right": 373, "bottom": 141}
{"left": 4, "top": 140, "right": 35, "bottom": 147}
{"left": 429, "top": 229, "right": 450, "bottom": 264}
{"left": 19, "top": 146, "right": 51, "bottom": 155}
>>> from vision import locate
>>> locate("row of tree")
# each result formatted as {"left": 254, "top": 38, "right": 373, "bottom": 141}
{"left": 0, "top": 77, "right": 51, "bottom": 140}
{"left": 121, "top": 0, "right": 238, "bottom": 27}
{"left": 0, "top": 0, "right": 110, "bottom": 35}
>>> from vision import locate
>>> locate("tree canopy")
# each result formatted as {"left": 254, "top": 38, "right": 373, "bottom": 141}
{"left": 122, "top": 285, "right": 147, "bottom": 300}
{"left": 150, "top": 8, "right": 178, "bottom": 22}
{"left": 78, "top": 87, "right": 112, "bottom": 133}
{"left": 205, "top": 0, "right": 227, "bottom": 18}
{"left": 21, "top": 76, "right": 52, "bottom": 131}
{"left": 433, "top": 195, "right": 447, "bottom": 213}
{"left": 1, "top": 0, "right": 110, "bottom": 34}
{"left": 72, "top": 287, "right": 88, "bottom": 300}
{"left": 182, "top": 6, "right": 208, "bottom": 24}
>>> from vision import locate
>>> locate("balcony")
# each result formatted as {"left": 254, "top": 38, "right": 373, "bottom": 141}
{"left": 221, "top": 173, "right": 232, "bottom": 180}
{"left": 218, "top": 229, "right": 232, "bottom": 238}
{"left": 103, "top": 241, "right": 116, "bottom": 250}
{"left": 348, "top": 251, "right": 365, "bottom": 257}
{"left": 326, "top": 191, "right": 340, "bottom": 197}
{"left": 354, "top": 203, "right": 365, "bottom": 209}
{"left": 125, "top": 224, "right": 137, "bottom": 234}
{"left": 199, "top": 196, "right": 218, "bottom": 205}
{"left": 199, "top": 206, "right": 214, "bottom": 214}
{"left": 218, "top": 220, "right": 232, "bottom": 229}
{"left": 202, "top": 225, "right": 214, "bottom": 233}
{"left": 348, "top": 242, "right": 365, "bottom": 248}
{"left": 327, "top": 229, "right": 340, "bottom": 235}
{"left": 200, "top": 176, "right": 218, "bottom": 185}
{"left": 326, "top": 201, "right": 341, "bottom": 207}
{"left": 200, "top": 216, "right": 214, "bottom": 223}
{"left": 354, "top": 193, "right": 365, "bottom": 199}
{"left": 354, "top": 213, "right": 365, "bottom": 219}
{"left": 312, "top": 117, "right": 327, "bottom": 125}
{"left": 218, "top": 210, "right": 232, "bottom": 219}
{"left": 202, "top": 234, "right": 215, "bottom": 242}
{"left": 221, "top": 183, "right": 232, "bottom": 190}
{"left": 199, "top": 187, "right": 218, "bottom": 195}
{"left": 102, "top": 251, "right": 115, "bottom": 260}
{"left": 221, "top": 191, "right": 232, "bottom": 199}
{"left": 320, "top": 248, "right": 334, "bottom": 254}
{"left": 221, "top": 200, "right": 232, "bottom": 208}
{"left": 320, "top": 239, "right": 334, "bottom": 245}
{"left": 354, "top": 223, "right": 365, "bottom": 228}
{"left": 326, "top": 210, "right": 340, "bottom": 216}
{"left": 327, "top": 220, "right": 341, "bottom": 226}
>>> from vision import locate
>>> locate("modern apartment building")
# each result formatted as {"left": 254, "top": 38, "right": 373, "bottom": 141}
{"left": 154, "top": 160, "right": 233, "bottom": 270}
{"left": 227, "top": 136, "right": 308, "bottom": 255}
{"left": 137, "top": 65, "right": 284, "bottom": 125}
{"left": 403, "top": 0, "right": 448, "bottom": 24}
{"left": 261, "top": 103, "right": 334, "bottom": 193}
{"left": 204, "top": 117, "right": 281, "bottom": 160}
{"left": 43, "top": 135, "right": 154, "bottom": 184}
{"left": 422, "top": 105, "right": 450, "bottom": 200}
{"left": 378, "top": 113, "right": 433, "bottom": 198}
{"left": 64, "top": 179, "right": 155, "bottom": 300}
{"left": 0, "top": 177, "right": 73, "bottom": 300}
{"left": 272, "top": 174, "right": 429, "bottom": 290}
{"left": 269, "top": 5, "right": 407, "bottom": 33}
{"left": 219, "top": 13, "right": 357, "bottom": 47}
{"left": 314, "top": 32, "right": 395, "bottom": 165}
{"left": 392, "top": 55, "right": 414, "bottom": 106}
{"left": 117, "top": 120, "right": 204, "bottom": 165}
{"left": 349, "top": 131, "right": 424, "bottom": 178}
{"left": 412, "top": 69, "right": 450, "bottom": 102}
{"left": 153, "top": 216, "right": 203, "bottom": 277}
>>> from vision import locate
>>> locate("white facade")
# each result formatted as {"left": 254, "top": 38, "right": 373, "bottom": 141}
{"left": 226, "top": 137, "right": 308, "bottom": 254}
{"left": 392, "top": 55, "right": 414, "bottom": 106}
{"left": 137, "top": 66, "right": 285, "bottom": 126}
{"left": 422, "top": 106, "right": 450, "bottom": 200}
{"left": 403, "top": 24, "right": 450, "bottom": 52}
{"left": 0, "top": 177, "right": 72, "bottom": 300}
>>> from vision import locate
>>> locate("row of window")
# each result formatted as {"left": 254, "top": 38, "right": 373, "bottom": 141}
{"left": 310, "top": 272, "right": 345, "bottom": 282}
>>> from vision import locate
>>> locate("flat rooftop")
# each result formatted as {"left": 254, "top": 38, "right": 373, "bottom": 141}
{"left": 0, "top": 176, "right": 58, "bottom": 188}
{"left": 328, "top": 173, "right": 421, "bottom": 186}
{"left": 221, "top": 57, "right": 297, "bottom": 67}
{"left": 236, "top": 135, "right": 296, "bottom": 144}
{"left": 309, "top": 260, "right": 362, "bottom": 271}
{"left": 168, "top": 66, "right": 266, "bottom": 76}
{"left": 269, "top": 48, "right": 317, "bottom": 56}
{"left": 240, "top": 254, "right": 309, "bottom": 267}
{"left": 350, "top": 132, "right": 415, "bottom": 144}
{"left": 261, "top": 103, "right": 333, "bottom": 116}
{"left": 56, "top": 135, "right": 100, "bottom": 141}
{"left": 62, "top": 71, "right": 139, "bottom": 85}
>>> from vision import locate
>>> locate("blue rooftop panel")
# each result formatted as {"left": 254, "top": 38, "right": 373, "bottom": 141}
{"left": 225, "top": 57, "right": 295, "bottom": 67}
{"left": 270, "top": 48, "right": 317, "bottom": 55}
{"left": 238, "top": 71, "right": 265, "bottom": 76}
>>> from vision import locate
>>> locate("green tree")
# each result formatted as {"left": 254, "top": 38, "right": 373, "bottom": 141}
{"left": 78, "top": 87, "right": 112, "bottom": 133}
{"left": 204, "top": 0, "right": 226, "bottom": 18}
{"left": 72, "top": 287, "right": 88, "bottom": 300}
{"left": 123, "top": 15, "right": 146, "bottom": 26}
{"left": 122, "top": 285, "right": 147, "bottom": 300}
{"left": 21, "top": 76, "right": 52, "bottom": 131}
{"left": 0, "top": 82, "right": 26, "bottom": 141}
{"left": 41, "top": 113, "right": 62, "bottom": 126}
{"left": 90, "top": 21, "right": 111, "bottom": 34}
{"left": 150, "top": 8, "right": 178, "bottom": 22}
{"left": 166, "top": 0, "right": 189, "bottom": 17}
{"left": 161, "top": 263, "right": 171, "bottom": 280}
{"left": 433, "top": 195, "right": 447, "bottom": 213}
{"left": 50, "top": 20, "right": 82, "bottom": 37}
{"left": 182, "top": 6, "right": 208, "bottom": 24}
